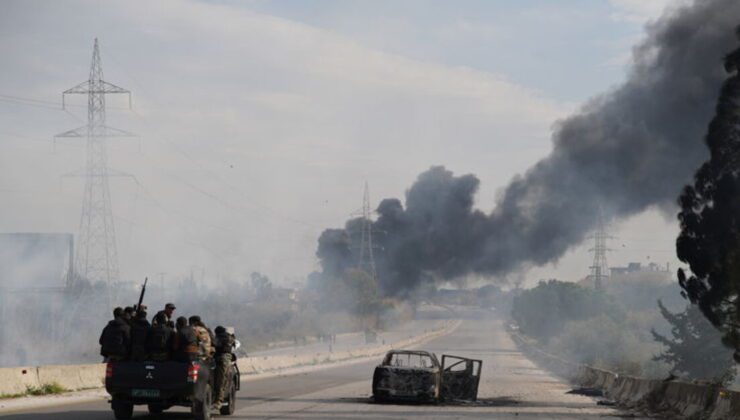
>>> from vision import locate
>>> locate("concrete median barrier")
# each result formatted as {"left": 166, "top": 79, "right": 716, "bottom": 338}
{"left": 0, "top": 367, "right": 40, "bottom": 396}
{"left": 36, "top": 364, "right": 105, "bottom": 392}
{"left": 510, "top": 329, "right": 740, "bottom": 419}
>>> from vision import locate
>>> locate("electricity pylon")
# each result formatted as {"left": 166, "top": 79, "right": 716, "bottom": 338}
{"left": 589, "top": 210, "right": 613, "bottom": 290}
{"left": 357, "top": 182, "right": 378, "bottom": 281}
{"left": 57, "top": 38, "right": 133, "bottom": 306}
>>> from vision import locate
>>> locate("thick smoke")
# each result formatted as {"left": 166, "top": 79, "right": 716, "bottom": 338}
{"left": 317, "top": 0, "right": 740, "bottom": 295}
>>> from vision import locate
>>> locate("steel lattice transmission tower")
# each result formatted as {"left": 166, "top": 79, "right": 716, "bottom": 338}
{"left": 357, "top": 182, "right": 378, "bottom": 281}
{"left": 589, "top": 211, "right": 613, "bottom": 290}
{"left": 57, "top": 38, "right": 132, "bottom": 296}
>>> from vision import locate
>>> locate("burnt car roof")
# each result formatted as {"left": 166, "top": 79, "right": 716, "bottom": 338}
{"left": 380, "top": 350, "right": 441, "bottom": 368}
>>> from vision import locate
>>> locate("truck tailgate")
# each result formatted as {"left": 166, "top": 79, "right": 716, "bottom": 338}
{"left": 108, "top": 361, "right": 188, "bottom": 390}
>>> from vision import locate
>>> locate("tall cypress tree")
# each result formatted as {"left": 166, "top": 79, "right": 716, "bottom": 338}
{"left": 677, "top": 26, "right": 740, "bottom": 360}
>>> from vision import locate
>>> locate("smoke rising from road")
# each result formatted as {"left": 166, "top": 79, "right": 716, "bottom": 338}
{"left": 317, "top": 0, "right": 740, "bottom": 295}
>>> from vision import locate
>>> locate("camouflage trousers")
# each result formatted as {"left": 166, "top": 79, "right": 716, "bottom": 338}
{"left": 214, "top": 353, "right": 233, "bottom": 404}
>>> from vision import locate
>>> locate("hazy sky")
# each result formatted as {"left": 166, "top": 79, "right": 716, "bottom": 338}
{"left": 0, "top": 0, "right": 681, "bottom": 287}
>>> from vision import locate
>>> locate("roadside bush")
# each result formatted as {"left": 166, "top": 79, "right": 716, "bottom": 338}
{"left": 513, "top": 278, "right": 740, "bottom": 383}
{"left": 26, "top": 383, "right": 67, "bottom": 396}
{"left": 547, "top": 314, "right": 668, "bottom": 377}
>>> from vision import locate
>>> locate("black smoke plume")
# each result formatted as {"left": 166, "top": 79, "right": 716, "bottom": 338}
{"left": 676, "top": 26, "right": 740, "bottom": 358}
{"left": 316, "top": 0, "right": 740, "bottom": 296}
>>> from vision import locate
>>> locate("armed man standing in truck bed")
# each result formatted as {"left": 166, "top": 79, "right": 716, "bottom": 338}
{"left": 152, "top": 303, "right": 176, "bottom": 327}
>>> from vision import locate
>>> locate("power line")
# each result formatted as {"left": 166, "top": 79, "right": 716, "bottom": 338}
{"left": 97, "top": 62, "right": 334, "bottom": 230}
{"left": 81, "top": 45, "right": 338, "bottom": 230}
{"left": 0, "top": 93, "right": 130, "bottom": 112}
{"left": 0, "top": 94, "right": 61, "bottom": 109}
{"left": 134, "top": 180, "right": 238, "bottom": 235}
{"left": 129, "top": 109, "right": 331, "bottom": 230}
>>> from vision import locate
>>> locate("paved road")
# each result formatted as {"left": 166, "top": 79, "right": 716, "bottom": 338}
{"left": 1, "top": 312, "right": 641, "bottom": 419}
{"left": 251, "top": 319, "right": 444, "bottom": 357}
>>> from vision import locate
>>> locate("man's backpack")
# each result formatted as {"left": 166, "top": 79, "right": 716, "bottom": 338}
{"left": 100, "top": 320, "right": 128, "bottom": 358}
{"left": 130, "top": 322, "right": 150, "bottom": 361}
{"left": 146, "top": 325, "right": 171, "bottom": 355}
{"left": 216, "top": 332, "right": 235, "bottom": 354}
{"left": 178, "top": 326, "right": 198, "bottom": 348}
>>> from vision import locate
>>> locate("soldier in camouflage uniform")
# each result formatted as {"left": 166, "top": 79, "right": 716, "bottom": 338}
{"left": 188, "top": 315, "right": 214, "bottom": 360}
{"left": 213, "top": 326, "right": 236, "bottom": 408}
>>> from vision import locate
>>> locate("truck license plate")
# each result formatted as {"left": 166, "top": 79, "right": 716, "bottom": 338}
{"left": 132, "top": 389, "right": 160, "bottom": 398}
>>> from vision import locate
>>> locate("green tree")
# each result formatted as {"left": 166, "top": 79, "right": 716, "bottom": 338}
{"left": 511, "top": 279, "right": 623, "bottom": 343}
{"left": 310, "top": 269, "right": 380, "bottom": 317}
{"left": 652, "top": 301, "right": 735, "bottom": 382}
{"left": 250, "top": 272, "right": 273, "bottom": 300}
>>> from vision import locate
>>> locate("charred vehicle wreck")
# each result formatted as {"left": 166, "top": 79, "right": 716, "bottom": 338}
{"left": 372, "top": 350, "right": 481, "bottom": 403}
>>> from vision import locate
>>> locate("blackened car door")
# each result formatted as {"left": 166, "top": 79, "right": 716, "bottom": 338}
{"left": 440, "top": 355, "right": 482, "bottom": 401}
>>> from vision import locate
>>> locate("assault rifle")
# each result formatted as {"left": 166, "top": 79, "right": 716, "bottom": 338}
{"left": 134, "top": 277, "right": 147, "bottom": 316}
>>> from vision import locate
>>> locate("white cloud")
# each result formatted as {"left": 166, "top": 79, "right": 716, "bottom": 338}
{"left": 608, "top": 0, "right": 676, "bottom": 23}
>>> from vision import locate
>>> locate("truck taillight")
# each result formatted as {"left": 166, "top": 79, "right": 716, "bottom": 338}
{"left": 105, "top": 362, "right": 113, "bottom": 378}
{"left": 187, "top": 363, "right": 200, "bottom": 383}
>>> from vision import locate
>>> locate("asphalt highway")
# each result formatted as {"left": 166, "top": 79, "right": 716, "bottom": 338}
{"left": 0, "top": 311, "right": 642, "bottom": 419}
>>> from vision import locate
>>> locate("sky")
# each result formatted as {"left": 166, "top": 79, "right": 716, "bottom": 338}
{"left": 0, "top": 0, "right": 680, "bottom": 288}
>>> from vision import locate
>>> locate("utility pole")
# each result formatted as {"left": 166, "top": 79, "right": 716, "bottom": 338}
{"left": 57, "top": 38, "right": 133, "bottom": 307}
{"left": 589, "top": 210, "right": 613, "bottom": 290}
{"left": 357, "top": 182, "right": 378, "bottom": 281}
{"left": 157, "top": 272, "right": 167, "bottom": 300}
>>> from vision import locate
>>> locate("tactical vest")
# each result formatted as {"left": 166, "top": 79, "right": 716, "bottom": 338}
{"left": 178, "top": 326, "right": 198, "bottom": 353}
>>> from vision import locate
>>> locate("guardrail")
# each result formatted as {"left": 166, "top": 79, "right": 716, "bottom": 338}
{"left": 509, "top": 330, "right": 740, "bottom": 419}
{"left": 0, "top": 320, "right": 460, "bottom": 397}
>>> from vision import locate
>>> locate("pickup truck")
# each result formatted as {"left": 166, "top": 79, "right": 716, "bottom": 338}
{"left": 105, "top": 358, "right": 240, "bottom": 420}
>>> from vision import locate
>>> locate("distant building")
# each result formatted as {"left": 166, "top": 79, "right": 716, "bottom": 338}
{"left": 610, "top": 262, "right": 669, "bottom": 276}
{"left": 579, "top": 261, "right": 671, "bottom": 288}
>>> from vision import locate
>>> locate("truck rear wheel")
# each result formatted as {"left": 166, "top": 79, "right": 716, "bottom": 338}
{"left": 219, "top": 382, "right": 236, "bottom": 415}
{"left": 192, "top": 384, "right": 212, "bottom": 420}
{"left": 112, "top": 400, "right": 133, "bottom": 420}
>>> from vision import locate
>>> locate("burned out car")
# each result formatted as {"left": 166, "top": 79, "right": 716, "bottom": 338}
{"left": 371, "top": 350, "right": 481, "bottom": 403}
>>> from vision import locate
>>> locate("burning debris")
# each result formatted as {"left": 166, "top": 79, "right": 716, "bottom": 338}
{"left": 676, "top": 25, "right": 740, "bottom": 360}
{"left": 372, "top": 350, "right": 481, "bottom": 403}
{"left": 315, "top": 0, "right": 740, "bottom": 295}
{"left": 567, "top": 387, "right": 604, "bottom": 397}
